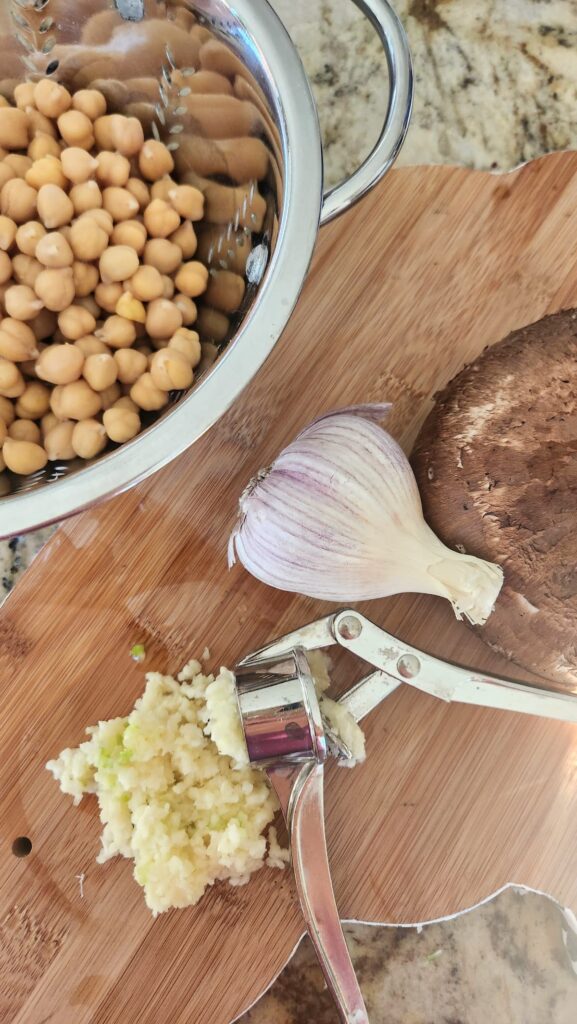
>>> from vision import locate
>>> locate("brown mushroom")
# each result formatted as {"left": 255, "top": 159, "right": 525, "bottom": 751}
{"left": 411, "top": 308, "right": 577, "bottom": 689}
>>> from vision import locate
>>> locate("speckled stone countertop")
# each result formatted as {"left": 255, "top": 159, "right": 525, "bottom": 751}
{"left": 4, "top": 1, "right": 577, "bottom": 1021}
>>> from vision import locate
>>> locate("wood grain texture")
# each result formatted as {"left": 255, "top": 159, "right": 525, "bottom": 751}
{"left": 2, "top": 154, "right": 577, "bottom": 1024}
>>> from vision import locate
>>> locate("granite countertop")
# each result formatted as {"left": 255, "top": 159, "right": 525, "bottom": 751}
{"left": 4, "top": 1, "right": 577, "bottom": 1021}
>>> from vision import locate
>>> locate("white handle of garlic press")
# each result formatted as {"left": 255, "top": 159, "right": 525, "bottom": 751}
{"left": 332, "top": 610, "right": 577, "bottom": 724}
{"left": 289, "top": 762, "right": 369, "bottom": 1024}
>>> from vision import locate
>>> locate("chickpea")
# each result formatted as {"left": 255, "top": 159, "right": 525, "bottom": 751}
{"left": 113, "top": 396, "right": 138, "bottom": 413}
{"left": 68, "top": 217, "right": 108, "bottom": 263}
{"left": 72, "top": 89, "right": 107, "bottom": 121}
{"left": 76, "top": 294, "right": 100, "bottom": 319}
{"left": 72, "top": 261, "right": 99, "bottom": 297}
{"left": 150, "top": 178, "right": 174, "bottom": 202}
{"left": 12, "top": 253, "right": 42, "bottom": 289}
{"left": 96, "top": 314, "right": 136, "bottom": 349}
{"left": 34, "top": 79, "right": 71, "bottom": 119}
{"left": 130, "top": 372, "right": 169, "bottom": 411}
{"left": 174, "top": 261, "right": 209, "bottom": 298}
{"left": 44, "top": 419, "right": 75, "bottom": 460}
{"left": 83, "top": 207, "right": 113, "bottom": 235}
{"left": 108, "top": 115, "right": 144, "bottom": 157}
{"left": 3, "top": 437, "right": 47, "bottom": 474}
{"left": 143, "top": 198, "right": 180, "bottom": 239}
{"left": 83, "top": 352, "right": 117, "bottom": 392}
{"left": 102, "top": 405, "right": 140, "bottom": 443}
{"left": 30, "top": 308, "right": 57, "bottom": 341}
{"left": 58, "top": 305, "right": 96, "bottom": 341}
{"left": 37, "top": 184, "right": 74, "bottom": 229}
{"left": 129, "top": 264, "right": 163, "bottom": 301}
{"left": 198, "top": 342, "right": 219, "bottom": 373}
{"left": 143, "top": 237, "right": 181, "bottom": 274}
{"left": 25, "top": 155, "right": 67, "bottom": 190}
{"left": 75, "top": 334, "right": 109, "bottom": 357}
{"left": 35, "top": 230, "right": 73, "bottom": 268}
{"left": 57, "top": 110, "right": 94, "bottom": 150}
{"left": 114, "top": 347, "right": 147, "bottom": 384}
{"left": 0, "top": 417, "right": 6, "bottom": 445}
{"left": 98, "top": 381, "right": 121, "bottom": 410}
{"left": 0, "top": 318, "right": 38, "bottom": 361}
{"left": 0, "top": 357, "right": 25, "bottom": 398}
{"left": 0, "top": 250, "right": 11, "bottom": 284}
{"left": 72, "top": 418, "right": 107, "bottom": 459}
{"left": 170, "top": 220, "right": 197, "bottom": 259}
{"left": 61, "top": 147, "right": 98, "bottom": 184}
{"left": 15, "top": 381, "right": 50, "bottom": 419}
{"left": 15, "top": 220, "right": 45, "bottom": 257}
{"left": 5, "top": 154, "right": 33, "bottom": 179}
{"left": 0, "top": 108, "right": 29, "bottom": 150}
{"left": 28, "top": 134, "right": 61, "bottom": 161}
{"left": 28, "top": 109, "right": 59, "bottom": 141}
{"left": 110, "top": 219, "right": 147, "bottom": 253}
{"left": 102, "top": 186, "right": 140, "bottom": 223}
{"left": 1, "top": 179, "right": 37, "bottom": 223}
{"left": 161, "top": 275, "right": 175, "bottom": 299}
{"left": 20, "top": 349, "right": 42, "bottom": 378}
{"left": 0, "top": 215, "right": 16, "bottom": 251}
{"left": 34, "top": 266, "right": 75, "bottom": 311}
{"left": 169, "top": 327, "right": 201, "bottom": 367}
{"left": 93, "top": 116, "right": 114, "bottom": 151}
{"left": 9, "top": 419, "right": 41, "bottom": 444}
{"left": 196, "top": 306, "right": 229, "bottom": 344}
{"left": 99, "top": 245, "right": 139, "bottom": 283}
{"left": 126, "top": 177, "right": 150, "bottom": 209}
{"left": 58, "top": 380, "right": 101, "bottom": 420}
{"left": 41, "top": 411, "right": 59, "bottom": 436}
{"left": 14, "top": 82, "right": 36, "bottom": 110}
{"left": 70, "top": 180, "right": 103, "bottom": 215}
{"left": 138, "top": 140, "right": 174, "bottom": 181}
{"left": 4, "top": 284, "right": 43, "bottom": 321}
{"left": 150, "top": 336, "right": 169, "bottom": 352}
{"left": 150, "top": 348, "right": 193, "bottom": 391}
{"left": 0, "top": 394, "right": 15, "bottom": 426}
{"left": 168, "top": 185, "right": 204, "bottom": 221}
{"left": 146, "top": 298, "right": 182, "bottom": 339}
{"left": 36, "top": 343, "right": 84, "bottom": 385}
{"left": 0, "top": 166, "right": 16, "bottom": 195}
{"left": 49, "top": 384, "right": 64, "bottom": 418}
{"left": 96, "top": 151, "right": 130, "bottom": 188}
{"left": 94, "top": 281, "right": 123, "bottom": 314}
{"left": 173, "top": 293, "right": 197, "bottom": 325}
{"left": 115, "top": 291, "right": 146, "bottom": 323}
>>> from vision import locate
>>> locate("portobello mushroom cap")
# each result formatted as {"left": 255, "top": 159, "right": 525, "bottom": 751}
{"left": 412, "top": 309, "right": 577, "bottom": 689}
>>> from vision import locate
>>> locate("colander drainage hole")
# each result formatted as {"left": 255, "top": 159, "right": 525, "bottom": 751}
{"left": 12, "top": 836, "right": 32, "bottom": 858}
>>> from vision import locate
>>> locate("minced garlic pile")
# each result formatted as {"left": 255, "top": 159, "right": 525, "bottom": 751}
{"left": 46, "top": 654, "right": 364, "bottom": 915}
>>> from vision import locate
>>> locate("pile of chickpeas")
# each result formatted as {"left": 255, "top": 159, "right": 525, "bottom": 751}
{"left": 0, "top": 77, "right": 215, "bottom": 477}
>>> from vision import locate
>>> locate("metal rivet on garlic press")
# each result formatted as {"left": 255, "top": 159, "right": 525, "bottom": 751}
{"left": 397, "top": 654, "right": 421, "bottom": 679}
{"left": 337, "top": 615, "right": 362, "bottom": 641}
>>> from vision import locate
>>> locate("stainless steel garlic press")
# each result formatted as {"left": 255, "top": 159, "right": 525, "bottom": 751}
{"left": 235, "top": 609, "right": 577, "bottom": 1024}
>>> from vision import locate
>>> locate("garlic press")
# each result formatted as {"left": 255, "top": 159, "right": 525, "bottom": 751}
{"left": 235, "top": 609, "right": 577, "bottom": 1024}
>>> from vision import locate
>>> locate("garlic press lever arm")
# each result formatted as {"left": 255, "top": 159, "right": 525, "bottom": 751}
{"left": 267, "top": 762, "right": 369, "bottom": 1024}
{"left": 331, "top": 610, "right": 577, "bottom": 724}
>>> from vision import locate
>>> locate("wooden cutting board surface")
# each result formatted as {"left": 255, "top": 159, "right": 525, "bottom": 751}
{"left": 2, "top": 153, "right": 577, "bottom": 1024}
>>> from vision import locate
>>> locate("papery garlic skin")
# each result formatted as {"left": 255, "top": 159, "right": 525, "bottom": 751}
{"left": 229, "top": 406, "right": 504, "bottom": 626}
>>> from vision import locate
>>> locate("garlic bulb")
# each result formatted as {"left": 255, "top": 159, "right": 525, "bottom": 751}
{"left": 228, "top": 405, "right": 504, "bottom": 625}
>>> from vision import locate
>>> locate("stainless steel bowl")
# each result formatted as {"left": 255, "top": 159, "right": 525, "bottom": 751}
{"left": 0, "top": 0, "right": 412, "bottom": 536}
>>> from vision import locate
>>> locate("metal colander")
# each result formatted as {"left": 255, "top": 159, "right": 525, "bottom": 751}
{"left": 0, "top": 0, "right": 412, "bottom": 536}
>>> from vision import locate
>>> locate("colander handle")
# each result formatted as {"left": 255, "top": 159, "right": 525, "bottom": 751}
{"left": 320, "top": 0, "right": 413, "bottom": 225}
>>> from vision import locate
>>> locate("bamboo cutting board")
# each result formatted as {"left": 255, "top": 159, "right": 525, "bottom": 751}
{"left": 2, "top": 153, "right": 577, "bottom": 1024}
